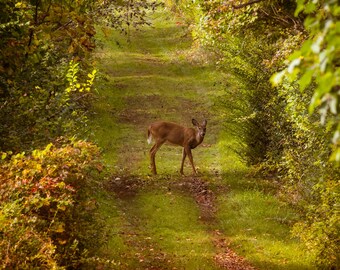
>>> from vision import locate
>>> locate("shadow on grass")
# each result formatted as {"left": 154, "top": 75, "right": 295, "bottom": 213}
{"left": 216, "top": 169, "right": 314, "bottom": 269}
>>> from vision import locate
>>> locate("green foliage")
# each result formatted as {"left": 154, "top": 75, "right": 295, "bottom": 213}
{"left": 272, "top": 0, "right": 340, "bottom": 162}
{"left": 293, "top": 180, "right": 340, "bottom": 268}
{"left": 0, "top": 140, "right": 107, "bottom": 269}
{"left": 269, "top": 2, "right": 340, "bottom": 267}
{"left": 0, "top": 0, "right": 98, "bottom": 152}
{"left": 0, "top": 60, "right": 97, "bottom": 152}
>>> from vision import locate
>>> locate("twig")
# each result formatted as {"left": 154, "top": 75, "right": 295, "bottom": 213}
{"left": 232, "top": 0, "right": 263, "bottom": 9}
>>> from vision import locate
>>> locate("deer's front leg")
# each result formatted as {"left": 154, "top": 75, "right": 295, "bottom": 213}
{"left": 180, "top": 148, "right": 187, "bottom": 175}
{"left": 185, "top": 146, "right": 197, "bottom": 175}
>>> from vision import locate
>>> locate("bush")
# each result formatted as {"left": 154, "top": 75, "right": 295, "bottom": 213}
{"left": 0, "top": 140, "right": 107, "bottom": 269}
{"left": 0, "top": 0, "right": 97, "bottom": 152}
{"left": 293, "top": 180, "right": 340, "bottom": 269}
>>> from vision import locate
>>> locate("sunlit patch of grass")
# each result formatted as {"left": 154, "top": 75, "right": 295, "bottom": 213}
{"left": 134, "top": 190, "right": 217, "bottom": 270}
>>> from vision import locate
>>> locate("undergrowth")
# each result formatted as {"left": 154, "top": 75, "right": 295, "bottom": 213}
{"left": 0, "top": 140, "right": 108, "bottom": 269}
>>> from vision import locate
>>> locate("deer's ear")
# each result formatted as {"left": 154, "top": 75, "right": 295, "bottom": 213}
{"left": 192, "top": 119, "right": 199, "bottom": 126}
{"left": 202, "top": 120, "right": 207, "bottom": 126}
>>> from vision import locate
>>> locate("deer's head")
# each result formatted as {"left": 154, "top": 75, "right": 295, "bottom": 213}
{"left": 192, "top": 119, "right": 207, "bottom": 138}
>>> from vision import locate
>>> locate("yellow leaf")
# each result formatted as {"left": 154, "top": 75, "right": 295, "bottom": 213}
{"left": 58, "top": 204, "right": 66, "bottom": 211}
{"left": 54, "top": 223, "right": 65, "bottom": 233}
{"left": 57, "top": 181, "right": 66, "bottom": 189}
{"left": 58, "top": 239, "right": 67, "bottom": 245}
{"left": 35, "top": 163, "right": 42, "bottom": 172}
{"left": 15, "top": 2, "right": 23, "bottom": 8}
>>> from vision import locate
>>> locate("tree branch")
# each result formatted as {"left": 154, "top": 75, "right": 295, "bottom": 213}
{"left": 232, "top": 0, "right": 263, "bottom": 9}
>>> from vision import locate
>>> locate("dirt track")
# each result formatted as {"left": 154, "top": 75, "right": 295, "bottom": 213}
{"left": 93, "top": 9, "right": 257, "bottom": 270}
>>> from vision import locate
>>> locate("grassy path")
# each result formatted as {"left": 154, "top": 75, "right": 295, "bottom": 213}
{"left": 92, "top": 8, "right": 315, "bottom": 270}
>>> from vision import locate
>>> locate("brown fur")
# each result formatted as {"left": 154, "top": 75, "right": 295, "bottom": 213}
{"left": 147, "top": 119, "right": 207, "bottom": 175}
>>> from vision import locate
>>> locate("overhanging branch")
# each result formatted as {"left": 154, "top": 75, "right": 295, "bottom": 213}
{"left": 232, "top": 0, "right": 263, "bottom": 9}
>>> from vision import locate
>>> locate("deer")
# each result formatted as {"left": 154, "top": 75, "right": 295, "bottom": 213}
{"left": 147, "top": 119, "right": 207, "bottom": 175}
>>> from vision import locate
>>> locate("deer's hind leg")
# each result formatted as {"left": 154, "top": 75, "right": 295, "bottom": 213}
{"left": 150, "top": 140, "right": 165, "bottom": 175}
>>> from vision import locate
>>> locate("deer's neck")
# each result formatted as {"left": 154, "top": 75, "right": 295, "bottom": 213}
{"left": 189, "top": 130, "right": 204, "bottom": 149}
{"left": 197, "top": 132, "right": 204, "bottom": 143}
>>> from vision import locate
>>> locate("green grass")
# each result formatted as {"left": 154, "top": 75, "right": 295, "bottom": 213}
{"left": 96, "top": 192, "right": 129, "bottom": 259}
{"left": 130, "top": 189, "right": 216, "bottom": 269}
{"left": 91, "top": 7, "right": 315, "bottom": 270}
{"left": 215, "top": 130, "right": 315, "bottom": 269}
{"left": 218, "top": 191, "right": 308, "bottom": 267}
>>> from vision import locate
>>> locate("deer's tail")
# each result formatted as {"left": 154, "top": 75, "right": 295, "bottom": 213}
{"left": 147, "top": 128, "right": 152, "bottom": 144}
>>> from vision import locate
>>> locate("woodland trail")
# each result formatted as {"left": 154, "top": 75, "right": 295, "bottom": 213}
{"left": 91, "top": 8, "right": 314, "bottom": 270}
{"left": 92, "top": 10, "right": 252, "bottom": 270}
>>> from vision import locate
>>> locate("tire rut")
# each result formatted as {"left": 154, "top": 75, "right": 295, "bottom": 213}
{"left": 173, "top": 176, "right": 256, "bottom": 270}
{"left": 106, "top": 175, "right": 176, "bottom": 270}
{"left": 107, "top": 175, "right": 256, "bottom": 270}
{"left": 97, "top": 7, "right": 255, "bottom": 269}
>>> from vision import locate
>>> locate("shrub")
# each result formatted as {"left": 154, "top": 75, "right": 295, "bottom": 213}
{"left": 293, "top": 180, "right": 340, "bottom": 269}
{"left": 0, "top": 140, "right": 106, "bottom": 269}
{"left": 0, "top": 0, "right": 97, "bottom": 152}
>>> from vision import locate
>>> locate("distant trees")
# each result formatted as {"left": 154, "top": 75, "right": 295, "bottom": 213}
{"left": 165, "top": 0, "right": 339, "bottom": 268}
